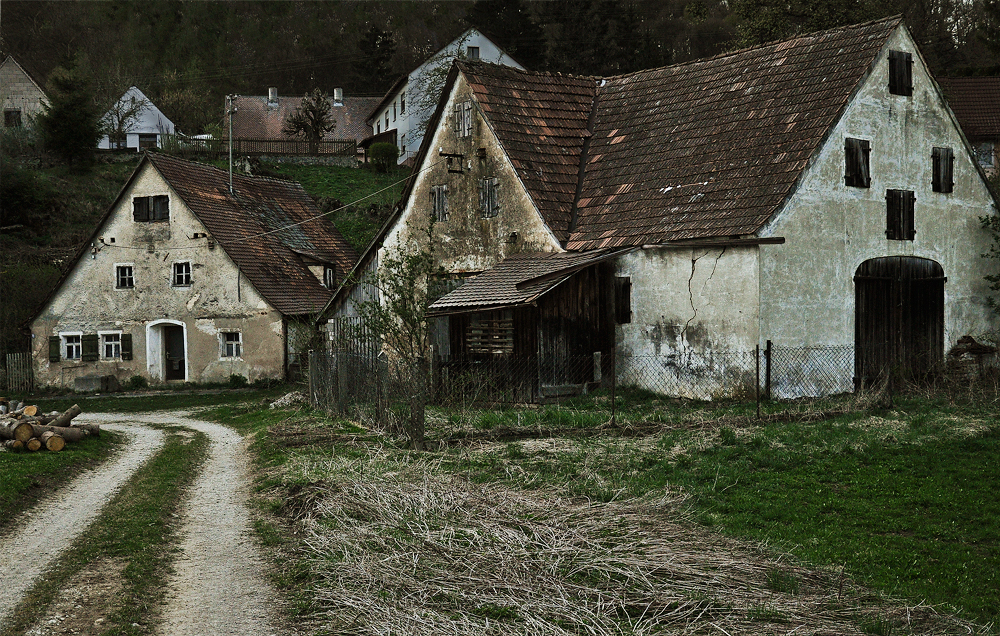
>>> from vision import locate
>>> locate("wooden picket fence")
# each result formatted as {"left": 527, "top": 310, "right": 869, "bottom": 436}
{"left": 4, "top": 353, "right": 33, "bottom": 393}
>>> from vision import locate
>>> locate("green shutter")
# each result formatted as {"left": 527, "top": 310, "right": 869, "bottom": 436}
{"left": 121, "top": 333, "right": 133, "bottom": 360}
{"left": 82, "top": 334, "right": 99, "bottom": 362}
{"left": 48, "top": 336, "right": 61, "bottom": 362}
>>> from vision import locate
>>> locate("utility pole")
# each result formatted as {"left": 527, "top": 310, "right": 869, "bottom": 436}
{"left": 227, "top": 95, "right": 238, "bottom": 195}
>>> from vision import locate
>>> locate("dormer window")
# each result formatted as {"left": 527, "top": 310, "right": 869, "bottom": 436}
{"left": 888, "top": 50, "right": 913, "bottom": 96}
{"left": 133, "top": 195, "right": 169, "bottom": 222}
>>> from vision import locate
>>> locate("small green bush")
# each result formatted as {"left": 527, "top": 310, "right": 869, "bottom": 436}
{"left": 125, "top": 375, "right": 148, "bottom": 390}
{"left": 229, "top": 374, "right": 249, "bottom": 388}
{"left": 369, "top": 142, "right": 399, "bottom": 173}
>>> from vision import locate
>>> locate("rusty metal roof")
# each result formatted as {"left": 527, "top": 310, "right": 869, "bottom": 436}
{"left": 428, "top": 250, "right": 621, "bottom": 315}
{"left": 458, "top": 61, "right": 597, "bottom": 241}
{"left": 458, "top": 17, "right": 902, "bottom": 251}
{"left": 938, "top": 76, "right": 1000, "bottom": 140}
{"left": 231, "top": 95, "right": 379, "bottom": 143}
{"left": 147, "top": 153, "right": 358, "bottom": 316}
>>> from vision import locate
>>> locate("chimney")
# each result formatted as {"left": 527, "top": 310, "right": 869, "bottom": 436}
{"left": 267, "top": 87, "right": 278, "bottom": 106}
{"left": 333, "top": 87, "right": 343, "bottom": 106}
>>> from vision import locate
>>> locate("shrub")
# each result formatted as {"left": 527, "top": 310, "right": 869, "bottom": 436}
{"left": 125, "top": 375, "right": 148, "bottom": 390}
{"left": 228, "top": 374, "right": 249, "bottom": 388}
{"left": 369, "top": 142, "right": 399, "bottom": 173}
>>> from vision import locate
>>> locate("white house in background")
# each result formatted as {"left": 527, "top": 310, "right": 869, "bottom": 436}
{"left": 98, "top": 86, "right": 175, "bottom": 151}
{"left": 0, "top": 55, "right": 48, "bottom": 128}
{"left": 364, "top": 28, "right": 523, "bottom": 164}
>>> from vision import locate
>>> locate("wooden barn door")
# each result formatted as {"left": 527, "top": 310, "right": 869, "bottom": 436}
{"left": 854, "top": 257, "right": 945, "bottom": 386}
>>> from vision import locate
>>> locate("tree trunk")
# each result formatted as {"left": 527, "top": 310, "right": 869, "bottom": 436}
{"left": 40, "top": 431, "right": 65, "bottom": 452}
{"left": 49, "top": 404, "right": 82, "bottom": 429}
{"left": 2, "top": 439, "right": 24, "bottom": 451}
{"left": 0, "top": 421, "right": 35, "bottom": 443}
{"left": 31, "top": 424, "right": 92, "bottom": 442}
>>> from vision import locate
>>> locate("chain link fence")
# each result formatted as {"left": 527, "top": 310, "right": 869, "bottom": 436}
{"left": 309, "top": 344, "right": 868, "bottom": 419}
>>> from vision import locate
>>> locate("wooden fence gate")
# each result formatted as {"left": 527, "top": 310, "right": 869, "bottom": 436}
{"left": 4, "top": 352, "right": 33, "bottom": 393}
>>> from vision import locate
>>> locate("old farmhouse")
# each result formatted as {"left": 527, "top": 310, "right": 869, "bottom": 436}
{"left": 0, "top": 55, "right": 47, "bottom": 129}
{"left": 323, "top": 17, "right": 999, "bottom": 399}
{"left": 31, "top": 153, "right": 357, "bottom": 388}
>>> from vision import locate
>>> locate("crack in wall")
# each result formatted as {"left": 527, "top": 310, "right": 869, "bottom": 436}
{"left": 682, "top": 248, "right": 726, "bottom": 340}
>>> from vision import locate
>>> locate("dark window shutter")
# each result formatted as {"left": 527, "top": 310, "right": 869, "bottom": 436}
{"left": 133, "top": 197, "right": 150, "bottom": 222}
{"left": 933, "top": 147, "right": 954, "bottom": 193}
{"left": 845, "top": 138, "right": 871, "bottom": 188}
{"left": 152, "top": 195, "right": 169, "bottom": 220}
{"left": 615, "top": 277, "right": 632, "bottom": 324}
{"left": 889, "top": 51, "right": 913, "bottom": 96}
{"left": 121, "top": 333, "right": 133, "bottom": 360}
{"left": 49, "top": 336, "right": 61, "bottom": 362}
{"left": 903, "top": 190, "right": 916, "bottom": 239}
{"left": 81, "top": 334, "right": 99, "bottom": 361}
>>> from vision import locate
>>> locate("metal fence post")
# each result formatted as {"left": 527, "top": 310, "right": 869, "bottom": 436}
{"left": 755, "top": 344, "right": 761, "bottom": 419}
{"left": 765, "top": 339, "right": 772, "bottom": 400}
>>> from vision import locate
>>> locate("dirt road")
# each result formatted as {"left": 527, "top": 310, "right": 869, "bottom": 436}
{"left": 0, "top": 412, "right": 281, "bottom": 636}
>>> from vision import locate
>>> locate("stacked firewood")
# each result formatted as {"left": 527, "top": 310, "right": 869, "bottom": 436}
{"left": 0, "top": 400, "right": 98, "bottom": 453}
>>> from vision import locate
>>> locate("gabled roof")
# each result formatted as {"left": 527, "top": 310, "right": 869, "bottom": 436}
{"left": 144, "top": 153, "right": 357, "bottom": 315}
{"left": 456, "top": 16, "right": 903, "bottom": 251}
{"left": 459, "top": 61, "right": 596, "bottom": 241}
{"left": 232, "top": 94, "right": 379, "bottom": 143}
{"left": 102, "top": 86, "right": 174, "bottom": 134}
{"left": 937, "top": 76, "right": 1000, "bottom": 139}
{"left": 428, "top": 249, "right": 626, "bottom": 316}
{"left": 0, "top": 55, "right": 48, "bottom": 98}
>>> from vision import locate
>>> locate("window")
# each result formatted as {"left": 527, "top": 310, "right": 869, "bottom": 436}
{"left": 376, "top": 122, "right": 381, "bottom": 134}
{"left": 976, "top": 142, "right": 995, "bottom": 168}
{"left": 138, "top": 133, "right": 158, "bottom": 149}
{"left": 479, "top": 177, "right": 500, "bottom": 218}
{"left": 324, "top": 265, "right": 337, "bottom": 289}
{"left": 886, "top": 189, "right": 916, "bottom": 240}
{"left": 467, "top": 46, "right": 480, "bottom": 60}
{"left": 221, "top": 332, "right": 242, "bottom": 358}
{"left": 844, "top": 138, "right": 871, "bottom": 188}
{"left": 102, "top": 333, "right": 121, "bottom": 359}
{"left": 614, "top": 277, "right": 632, "bottom": 324}
{"left": 173, "top": 262, "right": 192, "bottom": 286}
{"left": 888, "top": 50, "right": 913, "bottom": 96}
{"left": 116, "top": 264, "right": 134, "bottom": 289}
{"left": 133, "top": 195, "right": 169, "bottom": 222}
{"left": 932, "top": 146, "right": 954, "bottom": 193}
{"left": 109, "top": 133, "right": 127, "bottom": 150}
{"left": 385, "top": 112, "right": 389, "bottom": 128}
{"left": 453, "top": 100, "right": 473, "bottom": 138}
{"left": 4, "top": 109, "right": 22, "bottom": 127}
{"left": 400, "top": 91, "right": 405, "bottom": 114}
{"left": 393, "top": 102, "right": 397, "bottom": 121}
{"left": 431, "top": 184, "right": 449, "bottom": 222}
{"left": 64, "top": 334, "right": 82, "bottom": 360}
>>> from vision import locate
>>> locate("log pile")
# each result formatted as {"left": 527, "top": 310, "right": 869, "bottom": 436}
{"left": 0, "top": 400, "right": 97, "bottom": 453}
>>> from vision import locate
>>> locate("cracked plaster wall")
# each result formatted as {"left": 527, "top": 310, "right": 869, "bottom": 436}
{"left": 758, "top": 27, "right": 998, "bottom": 352}
{"left": 31, "top": 164, "right": 287, "bottom": 387}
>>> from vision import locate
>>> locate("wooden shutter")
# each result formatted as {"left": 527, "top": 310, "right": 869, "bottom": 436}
{"left": 901, "top": 190, "right": 915, "bottom": 239}
{"left": 932, "top": 147, "right": 953, "bottom": 193}
{"left": 121, "top": 333, "right": 133, "bottom": 360}
{"left": 889, "top": 50, "right": 913, "bottom": 96}
{"left": 49, "top": 336, "right": 61, "bottom": 362}
{"left": 615, "top": 277, "right": 632, "bottom": 324}
{"left": 152, "top": 195, "right": 169, "bottom": 220}
{"left": 81, "top": 334, "right": 99, "bottom": 361}
{"left": 845, "top": 138, "right": 871, "bottom": 188}
{"left": 886, "top": 190, "right": 915, "bottom": 240}
{"left": 133, "top": 196, "right": 150, "bottom": 222}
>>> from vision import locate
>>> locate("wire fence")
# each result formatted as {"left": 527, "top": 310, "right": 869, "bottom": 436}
{"left": 308, "top": 344, "right": 876, "bottom": 425}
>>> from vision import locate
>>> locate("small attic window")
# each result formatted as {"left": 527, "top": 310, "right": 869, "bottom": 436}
{"left": 886, "top": 189, "right": 916, "bottom": 240}
{"left": 932, "top": 146, "right": 954, "bottom": 193}
{"left": 324, "top": 265, "right": 337, "bottom": 289}
{"left": 888, "top": 50, "right": 913, "bottom": 96}
{"left": 454, "top": 101, "right": 473, "bottom": 138}
{"left": 467, "top": 46, "right": 480, "bottom": 60}
{"left": 133, "top": 195, "right": 169, "bottom": 222}
{"left": 845, "top": 138, "right": 871, "bottom": 188}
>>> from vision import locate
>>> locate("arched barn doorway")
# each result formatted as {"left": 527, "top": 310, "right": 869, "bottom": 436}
{"left": 854, "top": 257, "right": 945, "bottom": 386}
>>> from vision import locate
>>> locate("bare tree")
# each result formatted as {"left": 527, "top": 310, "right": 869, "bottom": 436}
{"left": 101, "top": 88, "right": 149, "bottom": 150}
{"left": 282, "top": 88, "right": 336, "bottom": 155}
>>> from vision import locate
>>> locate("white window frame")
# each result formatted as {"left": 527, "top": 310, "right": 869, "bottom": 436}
{"left": 115, "top": 263, "right": 135, "bottom": 289}
{"left": 61, "top": 332, "right": 83, "bottom": 360}
{"left": 220, "top": 331, "right": 242, "bottom": 359}
{"left": 467, "top": 46, "right": 480, "bottom": 60}
{"left": 99, "top": 330, "right": 123, "bottom": 359}
{"left": 172, "top": 261, "right": 192, "bottom": 287}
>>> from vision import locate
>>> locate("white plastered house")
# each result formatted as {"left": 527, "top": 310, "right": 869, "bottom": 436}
{"left": 98, "top": 86, "right": 176, "bottom": 151}
{"left": 323, "top": 17, "right": 999, "bottom": 400}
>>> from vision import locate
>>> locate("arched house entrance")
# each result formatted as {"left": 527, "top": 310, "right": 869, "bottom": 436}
{"left": 146, "top": 320, "right": 188, "bottom": 382}
{"left": 854, "top": 257, "right": 945, "bottom": 386}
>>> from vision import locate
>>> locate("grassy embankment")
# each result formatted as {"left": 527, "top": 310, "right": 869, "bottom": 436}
{"left": 203, "top": 387, "right": 999, "bottom": 635}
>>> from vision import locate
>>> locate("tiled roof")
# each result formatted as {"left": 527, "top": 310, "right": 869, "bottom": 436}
{"left": 428, "top": 250, "right": 618, "bottom": 314}
{"left": 456, "top": 17, "right": 902, "bottom": 250}
{"left": 937, "top": 76, "right": 1000, "bottom": 139}
{"left": 231, "top": 95, "right": 380, "bottom": 142}
{"left": 147, "top": 153, "right": 358, "bottom": 316}
{"left": 458, "top": 61, "right": 597, "bottom": 241}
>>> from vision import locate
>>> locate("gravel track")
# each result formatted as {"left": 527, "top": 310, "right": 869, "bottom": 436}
{"left": 0, "top": 418, "right": 165, "bottom": 630}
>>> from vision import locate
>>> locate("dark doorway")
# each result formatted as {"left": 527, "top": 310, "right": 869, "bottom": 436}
{"left": 164, "top": 325, "right": 186, "bottom": 381}
{"left": 854, "top": 256, "right": 945, "bottom": 386}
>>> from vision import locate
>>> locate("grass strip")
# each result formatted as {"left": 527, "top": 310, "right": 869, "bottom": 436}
{"left": 0, "top": 432, "right": 120, "bottom": 531}
{"left": 0, "top": 427, "right": 209, "bottom": 636}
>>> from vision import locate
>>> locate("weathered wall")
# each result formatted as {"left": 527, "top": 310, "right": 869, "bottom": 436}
{"left": 31, "top": 162, "right": 287, "bottom": 387}
{"left": 759, "top": 27, "right": 998, "bottom": 356}
{"left": 614, "top": 246, "right": 760, "bottom": 399}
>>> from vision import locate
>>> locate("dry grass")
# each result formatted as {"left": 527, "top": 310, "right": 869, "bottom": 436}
{"left": 283, "top": 455, "right": 986, "bottom": 636}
